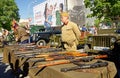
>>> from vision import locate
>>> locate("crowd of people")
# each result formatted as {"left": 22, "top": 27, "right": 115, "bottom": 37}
{"left": 80, "top": 25, "right": 98, "bottom": 37}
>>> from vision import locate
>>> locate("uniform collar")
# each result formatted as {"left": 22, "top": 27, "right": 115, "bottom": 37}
{"left": 64, "top": 21, "right": 69, "bottom": 25}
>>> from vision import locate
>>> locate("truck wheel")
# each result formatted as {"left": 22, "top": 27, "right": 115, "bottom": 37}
{"left": 36, "top": 40, "right": 46, "bottom": 46}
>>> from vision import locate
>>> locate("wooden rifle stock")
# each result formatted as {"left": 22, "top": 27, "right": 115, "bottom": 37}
{"left": 30, "top": 60, "right": 70, "bottom": 68}
{"left": 37, "top": 45, "right": 50, "bottom": 48}
{"left": 28, "top": 56, "right": 75, "bottom": 63}
{"left": 27, "top": 53, "right": 88, "bottom": 66}
{"left": 34, "top": 52, "right": 88, "bottom": 58}
{"left": 94, "top": 55, "right": 108, "bottom": 59}
{"left": 18, "top": 52, "right": 88, "bottom": 60}
{"left": 30, "top": 54, "right": 108, "bottom": 68}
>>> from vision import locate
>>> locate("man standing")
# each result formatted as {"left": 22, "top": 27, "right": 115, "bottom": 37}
{"left": 61, "top": 12, "right": 81, "bottom": 51}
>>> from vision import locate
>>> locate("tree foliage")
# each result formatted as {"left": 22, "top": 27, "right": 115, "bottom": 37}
{"left": 0, "top": 0, "right": 19, "bottom": 30}
{"left": 84, "top": 0, "right": 120, "bottom": 23}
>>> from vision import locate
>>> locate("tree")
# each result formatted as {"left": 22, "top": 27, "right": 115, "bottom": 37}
{"left": 0, "top": 0, "right": 19, "bottom": 30}
{"left": 84, "top": 0, "right": 120, "bottom": 23}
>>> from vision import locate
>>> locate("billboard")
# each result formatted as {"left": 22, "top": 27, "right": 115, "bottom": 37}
{"left": 33, "top": 0, "right": 65, "bottom": 26}
{"left": 33, "top": 0, "right": 87, "bottom": 27}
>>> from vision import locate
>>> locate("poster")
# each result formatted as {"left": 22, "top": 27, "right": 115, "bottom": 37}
{"left": 33, "top": 0, "right": 65, "bottom": 26}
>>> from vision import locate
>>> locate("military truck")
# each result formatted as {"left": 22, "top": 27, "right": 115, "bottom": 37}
{"left": 30, "top": 25, "right": 61, "bottom": 47}
{"left": 86, "top": 26, "right": 120, "bottom": 76}
{"left": 87, "top": 27, "right": 120, "bottom": 53}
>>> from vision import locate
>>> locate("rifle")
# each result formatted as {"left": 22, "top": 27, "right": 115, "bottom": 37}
{"left": 60, "top": 60, "right": 108, "bottom": 72}
{"left": 17, "top": 52, "right": 88, "bottom": 59}
{"left": 18, "top": 44, "right": 59, "bottom": 51}
{"left": 19, "top": 45, "right": 50, "bottom": 51}
{"left": 37, "top": 45, "right": 50, "bottom": 48}
{"left": 29, "top": 55, "right": 108, "bottom": 68}
{"left": 17, "top": 52, "right": 88, "bottom": 61}
{"left": 27, "top": 53, "right": 88, "bottom": 66}
{"left": 35, "top": 52, "right": 88, "bottom": 58}
{"left": 18, "top": 52, "right": 88, "bottom": 67}
{"left": 15, "top": 48, "right": 63, "bottom": 55}
{"left": 28, "top": 55, "right": 75, "bottom": 66}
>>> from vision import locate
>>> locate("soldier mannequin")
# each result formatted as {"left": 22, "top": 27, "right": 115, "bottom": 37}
{"left": 12, "top": 24, "right": 29, "bottom": 44}
{"left": 61, "top": 12, "right": 81, "bottom": 51}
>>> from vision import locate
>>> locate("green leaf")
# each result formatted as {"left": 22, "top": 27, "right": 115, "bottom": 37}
{"left": 0, "top": 0, "right": 20, "bottom": 30}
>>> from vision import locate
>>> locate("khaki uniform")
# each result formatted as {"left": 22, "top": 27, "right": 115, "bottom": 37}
{"left": 15, "top": 27, "right": 29, "bottom": 42}
{"left": 61, "top": 21, "right": 81, "bottom": 51}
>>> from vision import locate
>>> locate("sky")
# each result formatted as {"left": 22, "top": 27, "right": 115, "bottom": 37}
{"left": 15, "top": 0, "right": 45, "bottom": 19}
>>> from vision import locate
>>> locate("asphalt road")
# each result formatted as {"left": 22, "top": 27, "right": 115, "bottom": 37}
{"left": 0, "top": 51, "right": 16, "bottom": 78}
{"left": 0, "top": 63, "right": 16, "bottom": 78}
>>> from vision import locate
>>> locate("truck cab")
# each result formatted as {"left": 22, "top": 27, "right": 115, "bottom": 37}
{"left": 30, "top": 25, "right": 61, "bottom": 47}
{"left": 87, "top": 28, "right": 120, "bottom": 52}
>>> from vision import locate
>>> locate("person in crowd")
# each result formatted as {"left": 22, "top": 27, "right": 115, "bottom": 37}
{"left": 60, "top": 12, "right": 81, "bottom": 51}
{"left": 2, "top": 29, "right": 9, "bottom": 37}
{"left": 82, "top": 25, "right": 87, "bottom": 32}
{"left": 89, "top": 25, "right": 97, "bottom": 35}
{"left": 94, "top": 26, "right": 98, "bottom": 35}
{"left": 81, "top": 25, "right": 88, "bottom": 37}
{"left": 12, "top": 23, "right": 29, "bottom": 44}
{"left": 12, "top": 18, "right": 17, "bottom": 27}
{"left": 2, "top": 29, "right": 9, "bottom": 46}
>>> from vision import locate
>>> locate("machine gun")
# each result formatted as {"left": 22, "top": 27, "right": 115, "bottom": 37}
{"left": 60, "top": 60, "right": 108, "bottom": 72}
{"left": 29, "top": 55, "right": 107, "bottom": 68}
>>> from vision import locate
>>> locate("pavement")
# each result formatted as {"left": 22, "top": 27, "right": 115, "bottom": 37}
{"left": 0, "top": 51, "right": 16, "bottom": 78}
{"left": 0, "top": 63, "right": 16, "bottom": 78}
{"left": 0, "top": 52, "right": 30, "bottom": 78}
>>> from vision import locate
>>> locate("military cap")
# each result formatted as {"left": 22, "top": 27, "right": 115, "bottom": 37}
{"left": 61, "top": 12, "right": 69, "bottom": 17}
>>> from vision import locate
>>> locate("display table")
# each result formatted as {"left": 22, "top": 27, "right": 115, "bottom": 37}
{"left": 3, "top": 45, "right": 117, "bottom": 78}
